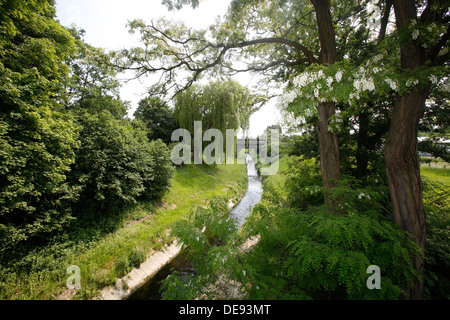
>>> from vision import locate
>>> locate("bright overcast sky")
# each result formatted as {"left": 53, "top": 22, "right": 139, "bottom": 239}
{"left": 55, "top": 0, "right": 281, "bottom": 137}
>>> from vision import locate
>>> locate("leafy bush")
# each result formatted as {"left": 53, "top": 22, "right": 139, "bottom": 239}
{"left": 240, "top": 159, "right": 414, "bottom": 300}
{"left": 133, "top": 96, "right": 178, "bottom": 144}
{"left": 162, "top": 163, "right": 420, "bottom": 300}
{"left": 284, "top": 156, "right": 323, "bottom": 209}
{"left": 0, "top": 66, "right": 79, "bottom": 257}
{"left": 114, "top": 257, "right": 130, "bottom": 277}
{"left": 68, "top": 111, "right": 174, "bottom": 213}
{"left": 0, "top": 0, "right": 81, "bottom": 256}
{"left": 161, "top": 196, "right": 240, "bottom": 300}
{"left": 141, "top": 138, "right": 175, "bottom": 201}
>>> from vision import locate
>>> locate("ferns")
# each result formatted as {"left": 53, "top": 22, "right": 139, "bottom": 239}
{"left": 277, "top": 208, "right": 420, "bottom": 299}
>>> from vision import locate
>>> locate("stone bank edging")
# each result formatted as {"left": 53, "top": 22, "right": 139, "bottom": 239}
{"left": 100, "top": 241, "right": 182, "bottom": 300}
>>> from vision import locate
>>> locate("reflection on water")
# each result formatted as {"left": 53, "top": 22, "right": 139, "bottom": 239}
{"left": 127, "top": 154, "right": 262, "bottom": 300}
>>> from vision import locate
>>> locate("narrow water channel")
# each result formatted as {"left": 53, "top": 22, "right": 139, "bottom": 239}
{"left": 126, "top": 154, "right": 263, "bottom": 300}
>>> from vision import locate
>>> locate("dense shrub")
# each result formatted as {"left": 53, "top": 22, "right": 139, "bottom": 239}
{"left": 128, "top": 247, "right": 147, "bottom": 268}
{"left": 133, "top": 96, "right": 178, "bottom": 144}
{"left": 284, "top": 156, "right": 323, "bottom": 209}
{"left": 141, "top": 138, "right": 175, "bottom": 201}
{"left": 67, "top": 111, "right": 174, "bottom": 213}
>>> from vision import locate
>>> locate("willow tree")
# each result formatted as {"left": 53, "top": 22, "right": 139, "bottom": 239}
{"left": 173, "top": 79, "right": 265, "bottom": 161}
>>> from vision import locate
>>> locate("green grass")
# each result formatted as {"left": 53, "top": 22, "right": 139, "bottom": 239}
{"left": 257, "top": 154, "right": 289, "bottom": 184}
{"left": 0, "top": 163, "right": 247, "bottom": 300}
{"left": 421, "top": 166, "right": 450, "bottom": 186}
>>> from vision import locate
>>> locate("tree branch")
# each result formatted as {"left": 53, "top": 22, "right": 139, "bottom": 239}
{"left": 378, "top": 0, "right": 393, "bottom": 44}
{"left": 118, "top": 19, "right": 320, "bottom": 97}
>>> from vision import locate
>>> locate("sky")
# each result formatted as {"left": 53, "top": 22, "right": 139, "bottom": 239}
{"left": 55, "top": 0, "right": 282, "bottom": 137}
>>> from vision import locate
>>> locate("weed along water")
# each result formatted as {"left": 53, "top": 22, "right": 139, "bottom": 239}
{"left": 127, "top": 154, "right": 263, "bottom": 300}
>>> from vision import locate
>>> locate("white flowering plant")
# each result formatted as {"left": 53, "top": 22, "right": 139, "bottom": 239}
{"left": 278, "top": 49, "right": 449, "bottom": 130}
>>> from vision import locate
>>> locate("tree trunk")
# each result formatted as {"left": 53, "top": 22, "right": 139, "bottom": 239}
{"left": 384, "top": 90, "right": 427, "bottom": 300}
{"left": 311, "top": 0, "right": 340, "bottom": 204}
{"left": 311, "top": 0, "right": 337, "bottom": 65}
{"left": 316, "top": 102, "right": 340, "bottom": 196}
{"left": 387, "top": 0, "right": 429, "bottom": 299}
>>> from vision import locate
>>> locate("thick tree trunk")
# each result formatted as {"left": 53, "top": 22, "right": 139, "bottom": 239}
{"left": 311, "top": 0, "right": 337, "bottom": 65}
{"left": 316, "top": 102, "right": 340, "bottom": 195}
{"left": 387, "top": 0, "right": 428, "bottom": 299}
{"left": 311, "top": 0, "right": 340, "bottom": 204}
{"left": 384, "top": 90, "right": 427, "bottom": 300}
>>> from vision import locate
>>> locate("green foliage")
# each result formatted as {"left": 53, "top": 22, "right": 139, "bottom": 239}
{"left": 283, "top": 133, "right": 320, "bottom": 160}
{"left": 114, "top": 256, "right": 131, "bottom": 277}
{"left": 0, "top": 1, "right": 80, "bottom": 256}
{"left": 243, "top": 186, "right": 420, "bottom": 300}
{"left": 161, "top": 196, "right": 243, "bottom": 299}
{"left": 284, "top": 156, "right": 323, "bottom": 209}
{"left": 162, "top": 154, "right": 421, "bottom": 300}
{"left": 174, "top": 80, "right": 258, "bottom": 137}
{"left": 128, "top": 248, "right": 146, "bottom": 268}
{"left": 133, "top": 96, "right": 177, "bottom": 144}
{"left": 65, "top": 27, "right": 128, "bottom": 119}
{"left": 418, "top": 88, "right": 450, "bottom": 163}
{"left": 142, "top": 138, "right": 175, "bottom": 201}
{"left": 0, "top": 0, "right": 76, "bottom": 81}
{"left": 67, "top": 111, "right": 174, "bottom": 212}
{"left": 280, "top": 209, "right": 418, "bottom": 299}
{"left": 241, "top": 156, "right": 417, "bottom": 300}
{"left": 162, "top": 194, "right": 420, "bottom": 300}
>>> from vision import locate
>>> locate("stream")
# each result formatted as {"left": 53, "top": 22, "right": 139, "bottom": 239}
{"left": 126, "top": 154, "right": 263, "bottom": 300}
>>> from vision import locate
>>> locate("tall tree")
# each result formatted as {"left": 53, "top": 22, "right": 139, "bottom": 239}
{"left": 0, "top": 0, "right": 79, "bottom": 255}
{"left": 172, "top": 79, "right": 265, "bottom": 163}
{"left": 65, "top": 27, "right": 128, "bottom": 119}
{"left": 384, "top": 0, "right": 449, "bottom": 299}
{"left": 174, "top": 79, "right": 264, "bottom": 136}
{"left": 279, "top": 0, "right": 449, "bottom": 299}
{"left": 310, "top": 0, "right": 340, "bottom": 201}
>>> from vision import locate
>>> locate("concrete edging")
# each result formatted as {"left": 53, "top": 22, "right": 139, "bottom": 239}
{"left": 100, "top": 241, "right": 182, "bottom": 300}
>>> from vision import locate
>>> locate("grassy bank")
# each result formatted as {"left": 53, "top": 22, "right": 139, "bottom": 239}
{"left": 421, "top": 165, "right": 450, "bottom": 185}
{"left": 0, "top": 163, "right": 247, "bottom": 300}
